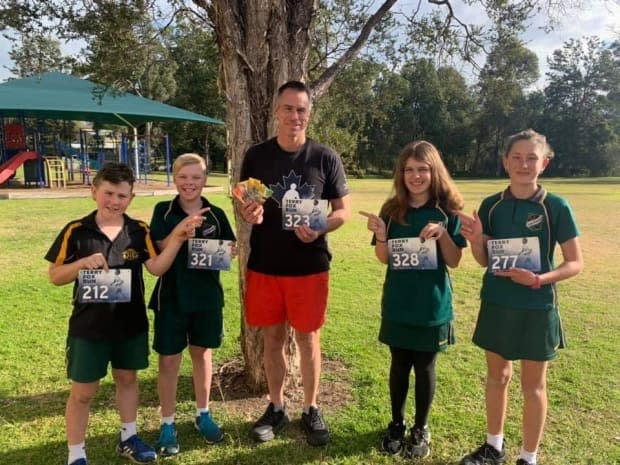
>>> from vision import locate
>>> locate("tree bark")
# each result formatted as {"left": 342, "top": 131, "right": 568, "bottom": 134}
{"left": 207, "top": 0, "right": 316, "bottom": 392}
{"left": 200, "top": 0, "right": 395, "bottom": 393}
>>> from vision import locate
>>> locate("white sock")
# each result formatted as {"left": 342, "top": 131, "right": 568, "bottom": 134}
{"left": 67, "top": 442, "right": 86, "bottom": 464}
{"left": 486, "top": 433, "right": 504, "bottom": 452}
{"left": 196, "top": 407, "right": 209, "bottom": 417}
{"left": 162, "top": 415, "right": 175, "bottom": 425}
{"left": 120, "top": 421, "right": 137, "bottom": 441}
{"left": 519, "top": 447, "right": 537, "bottom": 464}
{"left": 272, "top": 404, "right": 284, "bottom": 412}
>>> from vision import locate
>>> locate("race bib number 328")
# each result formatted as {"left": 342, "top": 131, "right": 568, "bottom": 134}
{"left": 487, "top": 237, "right": 541, "bottom": 272}
{"left": 388, "top": 237, "right": 438, "bottom": 270}
{"left": 78, "top": 269, "right": 131, "bottom": 303}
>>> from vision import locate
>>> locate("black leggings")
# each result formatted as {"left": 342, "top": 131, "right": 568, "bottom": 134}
{"left": 389, "top": 346, "right": 438, "bottom": 428}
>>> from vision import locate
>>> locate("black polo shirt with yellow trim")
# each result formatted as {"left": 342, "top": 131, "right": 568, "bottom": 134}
{"left": 45, "top": 211, "right": 158, "bottom": 340}
{"left": 376, "top": 202, "right": 466, "bottom": 327}
{"left": 148, "top": 196, "right": 236, "bottom": 314}
{"left": 479, "top": 185, "right": 580, "bottom": 310}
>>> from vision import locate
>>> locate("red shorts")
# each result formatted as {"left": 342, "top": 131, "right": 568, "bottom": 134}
{"left": 244, "top": 270, "right": 329, "bottom": 332}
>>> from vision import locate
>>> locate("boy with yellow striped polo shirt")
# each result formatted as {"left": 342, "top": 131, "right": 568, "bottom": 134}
{"left": 45, "top": 162, "right": 204, "bottom": 465}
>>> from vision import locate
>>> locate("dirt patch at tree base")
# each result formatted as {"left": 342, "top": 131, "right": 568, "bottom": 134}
{"left": 209, "top": 356, "right": 353, "bottom": 419}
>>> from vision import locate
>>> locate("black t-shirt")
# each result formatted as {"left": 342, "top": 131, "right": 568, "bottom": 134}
{"left": 45, "top": 211, "right": 157, "bottom": 340}
{"left": 240, "top": 137, "right": 349, "bottom": 276}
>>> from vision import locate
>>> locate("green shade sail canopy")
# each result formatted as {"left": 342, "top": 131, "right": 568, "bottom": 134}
{"left": 0, "top": 72, "right": 224, "bottom": 126}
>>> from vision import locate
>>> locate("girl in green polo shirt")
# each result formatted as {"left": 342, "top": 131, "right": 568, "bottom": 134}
{"left": 362, "top": 140, "right": 466, "bottom": 459}
{"left": 456, "top": 129, "right": 583, "bottom": 465}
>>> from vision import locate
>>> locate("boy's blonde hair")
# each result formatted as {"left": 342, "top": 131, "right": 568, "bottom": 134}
{"left": 172, "top": 153, "right": 208, "bottom": 179}
{"left": 504, "top": 129, "right": 554, "bottom": 159}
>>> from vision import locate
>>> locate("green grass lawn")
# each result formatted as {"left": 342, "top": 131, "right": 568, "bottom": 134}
{"left": 0, "top": 177, "right": 618, "bottom": 465}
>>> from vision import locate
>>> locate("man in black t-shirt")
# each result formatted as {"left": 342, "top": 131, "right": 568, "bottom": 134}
{"left": 237, "top": 81, "right": 351, "bottom": 446}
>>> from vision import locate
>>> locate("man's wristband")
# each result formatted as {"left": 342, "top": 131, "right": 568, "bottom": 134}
{"left": 531, "top": 274, "right": 541, "bottom": 289}
{"left": 375, "top": 237, "right": 387, "bottom": 243}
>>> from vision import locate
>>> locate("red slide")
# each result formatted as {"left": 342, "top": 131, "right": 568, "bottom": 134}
{"left": 0, "top": 151, "right": 38, "bottom": 185}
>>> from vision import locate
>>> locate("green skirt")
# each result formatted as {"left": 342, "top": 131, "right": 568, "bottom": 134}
{"left": 379, "top": 319, "right": 454, "bottom": 352}
{"left": 472, "top": 301, "right": 566, "bottom": 361}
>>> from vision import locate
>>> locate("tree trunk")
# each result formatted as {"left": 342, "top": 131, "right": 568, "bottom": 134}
{"left": 208, "top": 0, "right": 316, "bottom": 392}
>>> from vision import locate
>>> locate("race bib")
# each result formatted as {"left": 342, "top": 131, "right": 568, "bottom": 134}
{"left": 188, "top": 238, "right": 233, "bottom": 271}
{"left": 282, "top": 198, "right": 328, "bottom": 231}
{"left": 487, "top": 237, "right": 541, "bottom": 272}
{"left": 388, "top": 237, "right": 438, "bottom": 270}
{"left": 78, "top": 269, "right": 131, "bottom": 303}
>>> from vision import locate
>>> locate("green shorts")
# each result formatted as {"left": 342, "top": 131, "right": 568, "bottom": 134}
{"left": 66, "top": 332, "right": 149, "bottom": 383}
{"left": 472, "top": 301, "right": 566, "bottom": 361}
{"left": 153, "top": 307, "right": 223, "bottom": 355}
{"left": 379, "top": 319, "right": 454, "bottom": 352}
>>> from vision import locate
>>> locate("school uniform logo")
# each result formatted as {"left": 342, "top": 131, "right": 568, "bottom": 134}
{"left": 526, "top": 213, "right": 544, "bottom": 231}
{"left": 122, "top": 248, "right": 140, "bottom": 261}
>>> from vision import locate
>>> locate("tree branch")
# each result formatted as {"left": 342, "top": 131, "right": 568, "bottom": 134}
{"left": 310, "top": 0, "right": 397, "bottom": 100}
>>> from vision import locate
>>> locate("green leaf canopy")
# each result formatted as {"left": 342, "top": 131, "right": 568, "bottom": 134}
{"left": 0, "top": 72, "right": 223, "bottom": 126}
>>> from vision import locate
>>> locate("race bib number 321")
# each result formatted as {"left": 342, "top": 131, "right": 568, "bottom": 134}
{"left": 78, "top": 269, "right": 131, "bottom": 303}
{"left": 188, "top": 238, "right": 233, "bottom": 271}
{"left": 388, "top": 237, "right": 438, "bottom": 270}
{"left": 487, "top": 237, "right": 541, "bottom": 272}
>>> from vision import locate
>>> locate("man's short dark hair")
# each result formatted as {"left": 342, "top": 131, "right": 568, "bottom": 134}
{"left": 92, "top": 162, "right": 136, "bottom": 187}
{"left": 277, "top": 80, "right": 311, "bottom": 99}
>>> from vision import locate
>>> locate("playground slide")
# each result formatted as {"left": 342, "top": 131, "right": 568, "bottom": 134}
{"left": 0, "top": 151, "right": 38, "bottom": 185}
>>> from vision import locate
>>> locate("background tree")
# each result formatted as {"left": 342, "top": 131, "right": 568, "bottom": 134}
{"left": 542, "top": 37, "right": 620, "bottom": 176}
{"left": 8, "top": 33, "right": 72, "bottom": 77}
{"left": 161, "top": 17, "right": 226, "bottom": 170}
{"left": 472, "top": 34, "right": 539, "bottom": 176}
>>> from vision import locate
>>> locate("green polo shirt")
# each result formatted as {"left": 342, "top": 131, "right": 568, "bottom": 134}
{"left": 479, "top": 185, "right": 580, "bottom": 310}
{"left": 376, "top": 202, "right": 466, "bottom": 327}
{"left": 148, "top": 196, "right": 236, "bottom": 313}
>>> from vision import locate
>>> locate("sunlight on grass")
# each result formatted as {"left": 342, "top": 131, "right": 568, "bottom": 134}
{"left": 1, "top": 177, "right": 618, "bottom": 464}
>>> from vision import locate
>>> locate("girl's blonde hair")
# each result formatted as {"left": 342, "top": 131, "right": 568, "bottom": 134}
{"left": 504, "top": 128, "right": 554, "bottom": 159}
{"left": 381, "top": 141, "right": 464, "bottom": 224}
{"left": 172, "top": 153, "right": 208, "bottom": 179}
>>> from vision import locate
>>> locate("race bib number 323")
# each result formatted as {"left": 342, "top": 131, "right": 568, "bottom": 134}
{"left": 78, "top": 269, "right": 131, "bottom": 303}
{"left": 282, "top": 199, "right": 328, "bottom": 231}
{"left": 388, "top": 237, "right": 438, "bottom": 270}
{"left": 487, "top": 237, "right": 541, "bottom": 272}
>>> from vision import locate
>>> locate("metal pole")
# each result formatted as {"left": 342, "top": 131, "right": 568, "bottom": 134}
{"left": 164, "top": 133, "right": 171, "bottom": 186}
{"left": 133, "top": 127, "right": 139, "bottom": 179}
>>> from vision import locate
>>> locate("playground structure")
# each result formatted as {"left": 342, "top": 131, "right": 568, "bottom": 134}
{"left": 0, "top": 72, "right": 223, "bottom": 189}
{"left": 0, "top": 119, "right": 177, "bottom": 188}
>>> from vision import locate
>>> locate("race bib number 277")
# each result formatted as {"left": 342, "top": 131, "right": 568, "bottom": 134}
{"left": 487, "top": 237, "right": 541, "bottom": 272}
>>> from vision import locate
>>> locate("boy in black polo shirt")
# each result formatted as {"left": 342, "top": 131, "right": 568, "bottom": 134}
{"left": 45, "top": 163, "right": 206, "bottom": 465}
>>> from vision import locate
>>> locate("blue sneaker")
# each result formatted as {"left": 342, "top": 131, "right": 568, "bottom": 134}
{"left": 116, "top": 434, "right": 157, "bottom": 464}
{"left": 195, "top": 411, "right": 224, "bottom": 443}
{"left": 68, "top": 459, "right": 88, "bottom": 465}
{"left": 156, "top": 423, "right": 180, "bottom": 457}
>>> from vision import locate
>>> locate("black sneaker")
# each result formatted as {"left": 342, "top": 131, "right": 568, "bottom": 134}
{"left": 381, "top": 421, "right": 406, "bottom": 455}
{"left": 460, "top": 441, "right": 506, "bottom": 465}
{"left": 515, "top": 460, "right": 534, "bottom": 465}
{"left": 300, "top": 406, "right": 330, "bottom": 446}
{"left": 409, "top": 425, "right": 431, "bottom": 458}
{"left": 251, "top": 403, "right": 290, "bottom": 442}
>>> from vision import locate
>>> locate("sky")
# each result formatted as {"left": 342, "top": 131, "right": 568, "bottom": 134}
{"left": 0, "top": 0, "right": 619, "bottom": 87}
